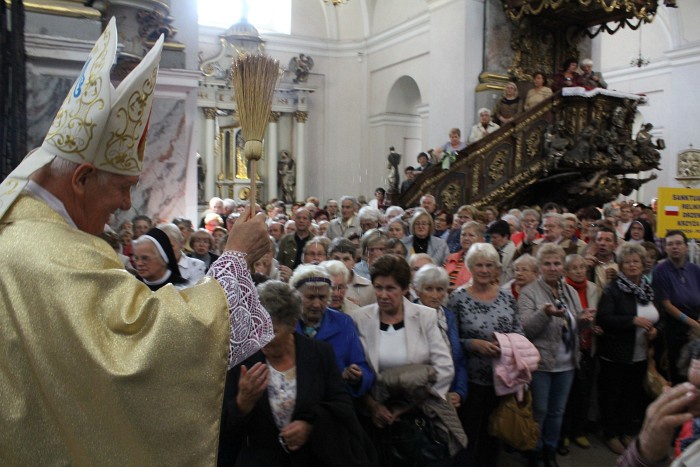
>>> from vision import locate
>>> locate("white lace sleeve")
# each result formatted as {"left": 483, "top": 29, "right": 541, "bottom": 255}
{"left": 207, "top": 251, "right": 273, "bottom": 368}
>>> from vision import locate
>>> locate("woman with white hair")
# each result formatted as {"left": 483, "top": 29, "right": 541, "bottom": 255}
{"left": 358, "top": 206, "right": 382, "bottom": 234}
{"left": 447, "top": 243, "right": 523, "bottom": 466}
{"left": 319, "top": 259, "right": 358, "bottom": 314}
{"left": 413, "top": 264, "right": 467, "bottom": 409}
{"left": 468, "top": 108, "right": 500, "bottom": 144}
{"left": 290, "top": 265, "right": 374, "bottom": 398}
{"left": 354, "top": 229, "right": 388, "bottom": 280}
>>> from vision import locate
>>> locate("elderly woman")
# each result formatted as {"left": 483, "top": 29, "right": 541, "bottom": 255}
{"left": 596, "top": 244, "right": 658, "bottom": 455}
{"left": 519, "top": 244, "right": 589, "bottom": 467}
{"left": 402, "top": 210, "right": 449, "bottom": 268}
{"left": 358, "top": 206, "right": 383, "bottom": 234}
{"left": 502, "top": 253, "right": 539, "bottom": 300}
{"left": 560, "top": 254, "right": 601, "bottom": 451}
{"left": 444, "top": 221, "right": 486, "bottom": 289}
{"left": 132, "top": 227, "right": 189, "bottom": 291}
{"left": 289, "top": 264, "right": 374, "bottom": 398}
{"left": 413, "top": 264, "right": 468, "bottom": 408}
{"left": 351, "top": 255, "right": 457, "bottom": 465}
{"left": 188, "top": 228, "right": 219, "bottom": 271}
{"left": 524, "top": 72, "right": 553, "bottom": 111}
{"left": 468, "top": 108, "right": 500, "bottom": 144}
{"left": 302, "top": 236, "right": 330, "bottom": 265}
{"left": 218, "top": 280, "right": 375, "bottom": 466}
{"left": 319, "top": 260, "right": 359, "bottom": 314}
{"left": 354, "top": 229, "right": 388, "bottom": 280}
{"left": 447, "top": 243, "right": 523, "bottom": 467}
{"left": 492, "top": 82, "right": 523, "bottom": 126}
{"left": 386, "top": 216, "right": 407, "bottom": 241}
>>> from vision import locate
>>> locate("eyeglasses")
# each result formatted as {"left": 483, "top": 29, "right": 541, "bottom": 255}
{"left": 414, "top": 222, "right": 430, "bottom": 227}
{"left": 191, "top": 238, "right": 209, "bottom": 244}
{"left": 332, "top": 284, "right": 347, "bottom": 292}
{"left": 133, "top": 255, "right": 156, "bottom": 262}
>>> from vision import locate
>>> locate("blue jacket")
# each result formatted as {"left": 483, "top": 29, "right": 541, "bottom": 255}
{"left": 296, "top": 308, "right": 375, "bottom": 397}
{"left": 444, "top": 306, "right": 469, "bottom": 400}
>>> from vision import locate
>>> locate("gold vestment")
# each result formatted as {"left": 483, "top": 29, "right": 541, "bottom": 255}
{"left": 0, "top": 195, "right": 230, "bottom": 465}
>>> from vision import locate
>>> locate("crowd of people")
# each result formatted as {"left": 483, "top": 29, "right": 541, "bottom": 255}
{"left": 105, "top": 191, "right": 700, "bottom": 467}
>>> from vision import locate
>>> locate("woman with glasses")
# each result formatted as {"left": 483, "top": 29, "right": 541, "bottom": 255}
{"left": 519, "top": 244, "right": 588, "bottom": 467}
{"left": 132, "top": 227, "right": 189, "bottom": 291}
{"left": 218, "top": 280, "right": 376, "bottom": 466}
{"left": 187, "top": 228, "right": 220, "bottom": 271}
{"left": 353, "top": 229, "right": 388, "bottom": 280}
{"left": 401, "top": 210, "right": 449, "bottom": 267}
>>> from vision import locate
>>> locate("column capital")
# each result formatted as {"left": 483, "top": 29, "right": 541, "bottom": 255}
{"left": 269, "top": 111, "right": 281, "bottom": 123}
{"left": 203, "top": 107, "right": 218, "bottom": 120}
{"left": 294, "top": 111, "right": 308, "bottom": 123}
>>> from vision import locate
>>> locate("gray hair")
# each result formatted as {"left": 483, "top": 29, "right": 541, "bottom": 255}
{"left": 303, "top": 236, "right": 331, "bottom": 255}
{"left": 502, "top": 213, "right": 520, "bottom": 229}
{"left": 536, "top": 243, "right": 566, "bottom": 263}
{"left": 543, "top": 212, "right": 565, "bottom": 229}
{"left": 156, "top": 222, "right": 184, "bottom": 247}
{"left": 223, "top": 198, "right": 236, "bottom": 210}
{"left": 478, "top": 107, "right": 491, "bottom": 117}
{"left": 513, "top": 253, "right": 537, "bottom": 272}
{"left": 413, "top": 264, "right": 449, "bottom": 292}
{"left": 360, "top": 228, "right": 388, "bottom": 255}
{"left": 320, "top": 260, "right": 350, "bottom": 282}
{"left": 208, "top": 197, "right": 223, "bottom": 209}
{"left": 466, "top": 242, "right": 499, "bottom": 270}
{"left": 616, "top": 243, "right": 647, "bottom": 269}
{"left": 564, "top": 253, "right": 586, "bottom": 270}
{"left": 290, "top": 264, "right": 332, "bottom": 291}
{"left": 461, "top": 220, "right": 486, "bottom": 237}
{"left": 257, "top": 280, "right": 301, "bottom": 327}
{"left": 409, "top": 253, "right": 434, "bottom": 269}
{"left": 358, "top": 206, "right": 382, "bottom": 224}
{"left": 385, "top": 205, "right": 404, "bottom": 218}
{"left": 581, "top": 58, "right": 594, "bottom": 67}
{"left": 340, "top": 195, "right": 359, "bottom": 208}
{"left": 521, "top": 208, "right": 540, "bottom": 221}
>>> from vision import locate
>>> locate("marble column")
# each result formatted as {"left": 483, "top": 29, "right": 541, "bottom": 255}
{"left": 203, "top": 107, "right": 217, "bottom": 202}
{"left": 266, "top": 111, "right": 280, "bottom": 202}
{"left": 294, "top": 111, "right": 307, "bottom": 203}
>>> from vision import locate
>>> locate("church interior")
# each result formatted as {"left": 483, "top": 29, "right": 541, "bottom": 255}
{"left": 2, "top": 0, "right": 699, "bottom": 223}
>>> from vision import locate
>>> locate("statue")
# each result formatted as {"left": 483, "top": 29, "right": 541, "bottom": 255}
{"left": 387, "top": 147, "right": 401, "bottom": 194}
{"left": 288, "top": 54, "right": 314, "bottom": 84}
{"left": 635, "top": 123, "right": 662, "bottom": 169}
{"left": 278, "top": 150, "right": 296, "bottom": 204}
{"left": 196, "top": 153, "right": 206, "bottom": 204}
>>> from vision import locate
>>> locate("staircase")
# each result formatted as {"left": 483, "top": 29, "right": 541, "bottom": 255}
{"left": 397, "top": 90, "right": 661, "bottom": 211}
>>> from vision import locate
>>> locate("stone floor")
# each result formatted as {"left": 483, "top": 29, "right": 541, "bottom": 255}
{"left": 500, "top": 435, "right": 620, "bottom": 467}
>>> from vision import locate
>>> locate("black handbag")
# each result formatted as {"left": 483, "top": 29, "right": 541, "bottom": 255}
{"left": 389, "top": 411, "right": 449, "bottom": 463}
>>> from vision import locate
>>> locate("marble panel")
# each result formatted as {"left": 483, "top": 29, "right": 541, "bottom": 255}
{"left": 128, "top": 98, "right": 190, "bottom": 223}
{"left": 26, "top": 74, "right": 74, "bottom": 150}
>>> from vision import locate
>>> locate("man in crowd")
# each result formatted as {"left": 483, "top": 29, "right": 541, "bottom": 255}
{"left": 0, "top": 21, "right": 272, "bottom": 464}
{"left": 420, "top": 194, "right": 437, "bottom": 216}
{"left": 200, "top": 196, "right": 226, "bottom": 228}
{"left": 585, "top": 226, "right": 619, "bottom": 291}
{"left": 516, "top": 213, "right": 583, "bottom": 258}
{"left": 326, "top": 196, "right": 361, "bottom": 240}
{"left": 277, "top": 207, "right": 313, "bottom": 270}
{"left": 325, "top": 198, "right": 339, "bottom": 220}
{"left": 400, "top": 166, "right": 415, "bottom": 194}
{"left": 487, "top": 219, "right": 516, "bottom": 283}
{"left": 268, "top": 221, "right": 285, "bottom": 247}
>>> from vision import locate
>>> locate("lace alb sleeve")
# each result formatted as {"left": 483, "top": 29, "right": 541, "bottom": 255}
{"left": 207, "top": 251, "right": 273, "bottom": 368}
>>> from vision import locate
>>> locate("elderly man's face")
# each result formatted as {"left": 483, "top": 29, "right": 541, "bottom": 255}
{"left": 326, "top": 201, "right": 338, "bottom": 215}
{"left": 74, "top": 170, "right": 138, "bottom": 236}
{"left": 542, "top": 217, "right": 563, "bottom": 242}
{"left": 420, "top": 196, "right": 436, "bottom": 213}
{"left": 295, "top": 209, "right": 312, "bottom": 233}
{"left": 268, "top": 223, "right": 284, "bottom": 241}
{"left": 479, "top": 112, "right": 490, "bottom": 125}
{"left": 341, "top": 200, "right": 355, "bottom": 221}
{"left": 211, "top": 201, "right": 224, "bottom": 214}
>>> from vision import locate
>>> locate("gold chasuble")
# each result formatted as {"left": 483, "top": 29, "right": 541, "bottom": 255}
{"left": 0, "top": 196, "right": 230, "bottom": 465}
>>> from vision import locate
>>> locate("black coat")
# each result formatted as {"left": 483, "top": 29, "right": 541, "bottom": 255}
{"left": 218, "top": 333, "right": 377, "bottom": 467}
{"left": 596, "top": 280, "right": 657, "bottom": 363}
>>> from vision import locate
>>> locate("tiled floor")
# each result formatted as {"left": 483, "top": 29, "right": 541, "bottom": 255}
{"left": 500, "top": 436, "right": 620, "bottom": 466}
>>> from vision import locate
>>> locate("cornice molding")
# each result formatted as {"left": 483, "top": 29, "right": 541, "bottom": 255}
{"left": 369, "top": 112, "right": 422, "bottom": 127}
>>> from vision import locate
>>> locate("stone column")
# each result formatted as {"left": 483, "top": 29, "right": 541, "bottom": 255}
{"left": 294, "top": 111, "right": 307, "bottom": 203}
{"left": 266, "top": 111, "right": 280, "bottom": 202}
{"left": 203, "top": 107, "right": 217, "bottom": 202}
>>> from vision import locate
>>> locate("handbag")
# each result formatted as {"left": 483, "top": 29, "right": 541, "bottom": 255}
{"left": 389, "top": 410, "right": 449, "bottom": 463}
{"left": 488, "top": 389, "right": 540, "bottom": 451}
{"left": 644, "top": 347, "right": 670, "bottom": 399}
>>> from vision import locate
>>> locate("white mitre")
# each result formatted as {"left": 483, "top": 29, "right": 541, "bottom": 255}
{"left": 0, "top": 17, "right": 164, "bottom": 219}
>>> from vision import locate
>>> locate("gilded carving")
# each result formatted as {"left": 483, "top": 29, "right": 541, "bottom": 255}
{"left": 269, "top": 111, "right": 281, "bottom": 123}
{"left": 472, "top": 169, "right": 480, "bottom": 196}
{"left": 294, "top": 111, "right": 308, "bottom": 123}
{"left": 526, "top": 132, "right": 541, "bottom": 161}
{"left": 203, "top": 108, "right": 217, "bottom": 120}
{"left": 441, "top": 183, "right": 460, "bottom": 212}
{"left": 489, "top": 151, "right": 508, "bottom": 182}
{"left": 678, "top": 149, "right": 700, "bottom": 179}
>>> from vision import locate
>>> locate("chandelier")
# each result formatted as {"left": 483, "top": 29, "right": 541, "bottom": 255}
{"left": 324, "top": 0, "right": 348, "bottom": 5}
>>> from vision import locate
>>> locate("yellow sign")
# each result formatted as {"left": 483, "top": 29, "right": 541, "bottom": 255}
{"left": 657, "top": 187, "right": 700, "bottom": 240}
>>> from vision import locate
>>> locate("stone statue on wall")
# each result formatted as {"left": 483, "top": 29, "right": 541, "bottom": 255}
{"left": 289, "top": 54, "right": 314, "bottom": 84}
{"left": 278, "top": 150, "right": 296, "bottom": 203}
{"left": 387, "top": 147, "right": 401, "bottom": 194}
{"left": 196, "top": 153, "right": 206, "bottom": 204}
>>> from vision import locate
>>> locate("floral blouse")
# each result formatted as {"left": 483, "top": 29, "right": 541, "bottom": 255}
{"left": 267, "top": 364, "right": 297, "bottom": 430}
{"left": 448, "top": 288, "right": 523, "bottom": 385}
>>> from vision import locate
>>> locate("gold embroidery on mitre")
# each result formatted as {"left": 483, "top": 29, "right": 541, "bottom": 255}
{"left": 43, "top": 26, "right": 111, "bottom": 161}
{"left": 101, "top": 66, "right": 157, "bottom": 173}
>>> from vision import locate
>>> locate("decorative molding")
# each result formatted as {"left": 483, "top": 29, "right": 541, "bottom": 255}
{"left": 294, "top": 111, "right": 308, "bottom": 123}
{"left": 269, "top": 111, "right": 281, "bottom": 123}
{"left": 15, "top": 0, "right": 101, "bottom": 19}
{"left": 368, "top": 112, "right": 422, "bottom": 128}
{"left": 203, "top": 108, "right": 217, "bottom": 119}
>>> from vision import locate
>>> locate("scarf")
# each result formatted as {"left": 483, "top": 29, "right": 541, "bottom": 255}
{"left": 565, "top": 277, "right": 589, "bottom": 309}
{"left": 616, "top": 272, "right": 654, "bottom": 305}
